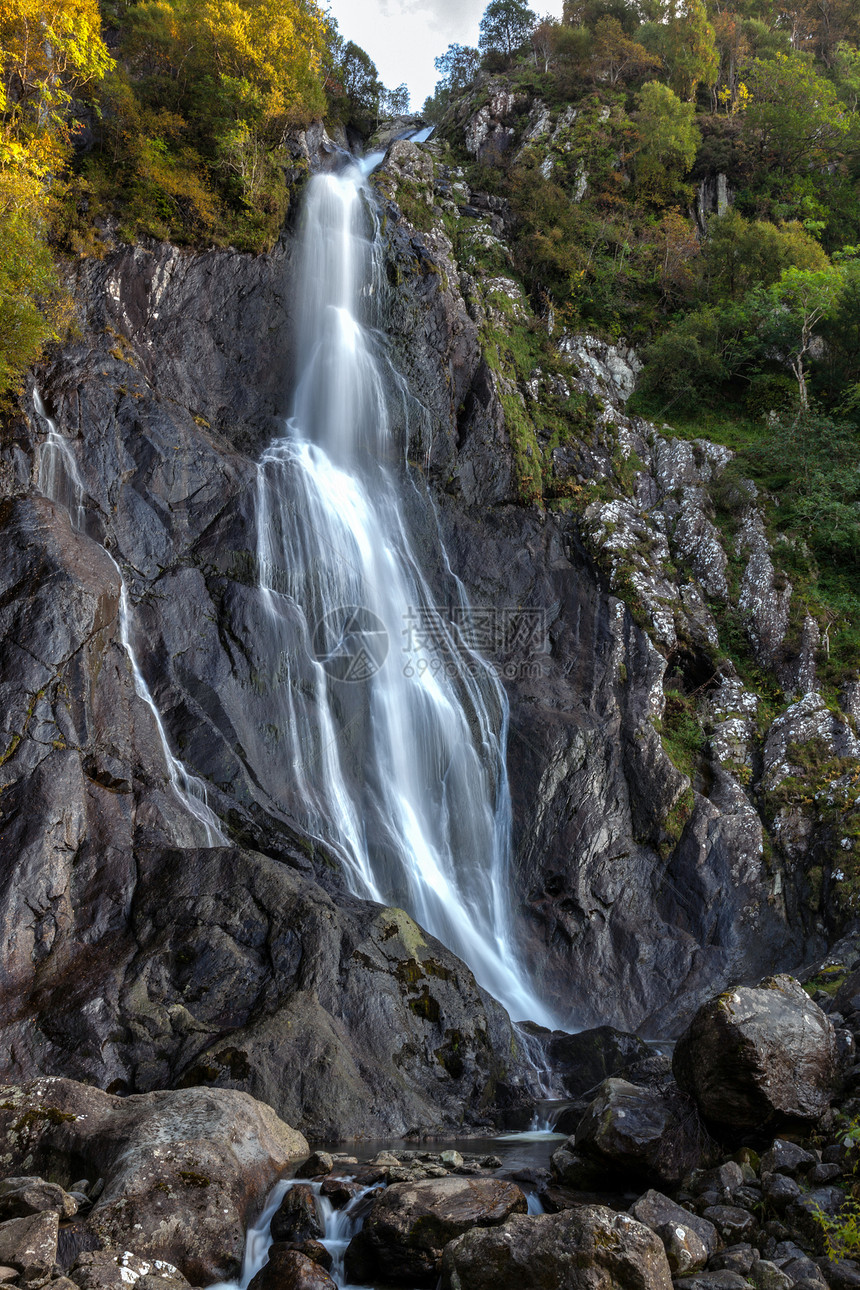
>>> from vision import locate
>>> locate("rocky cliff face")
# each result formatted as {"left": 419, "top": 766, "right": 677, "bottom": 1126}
{"left": 0, "top": 119, "right": 852, "bottom": 1133}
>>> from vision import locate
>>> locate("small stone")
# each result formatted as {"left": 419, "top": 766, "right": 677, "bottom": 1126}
{"left": 371, "top": 1153, "right": 401, "bottom": 1168}
{"left": 319, "top": 1179, "right": 362, "bottom": 1210}
{"left": 0, "top": 1183, "right": 77, "bottom": 1223}
{"left": 760, "top": 1141, "right": 816, "bottom": 1176}
{"left": 808, "top": 1163, "right": 841, "bottom": 1185}
{"left": 69, "top": 1184, "right": 89, "bottom": 1197}
{"left": 708, "top": 1245, "right": 756, "bottom": 1274}
{"left": 733, "top": 1186, "right": 762, "bottom": 1209}
{"left": 439, "top": 1151, "right": 463, "bottom": 1169}
{"left": 749, "top": 1259, "right": 792, "bottom": 1290}
{"left": 480, "top": 1156, "right": 502, "bottom": 1169}
{"left": 0, "top": 1270, "right": 17, "bottom": 1284}
{"left": 673, "top": 1272, "right": 748, "bottom": 1289}
{"left": 692, "top": 1164, "right": 744, "bottom": 1198}
{"left": 701, "top": 1206, "right": 755, "bottom": 1241}
{"left": 423, "top": 1166, "right": 449, "bottom": 1178}
{"left": 295, "top": 1153, "right": 333, "bottom": 1180}
{"left": 655, "top": 1220, "right": 707, "bottom": 1274}
{"left": 289, "top": 1242, "right": 332, "bottom": 1272}
{"left": 761, "top": 1173, "right": 801, "bottom": 1210}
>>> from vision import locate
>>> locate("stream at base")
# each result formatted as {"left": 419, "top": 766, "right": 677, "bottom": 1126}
{"left": 210, "top": 1129, "right": 570, "bottom": 1290}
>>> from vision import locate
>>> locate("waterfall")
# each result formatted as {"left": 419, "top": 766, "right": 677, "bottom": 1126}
{"left": 33, "top": 391, "right": 226, "bottom": 848}
{"left": 253, "top": 153, "right": 557, "bottom": 1032}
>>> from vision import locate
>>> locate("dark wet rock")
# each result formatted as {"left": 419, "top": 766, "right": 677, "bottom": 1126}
{"left": 0, "top": 1211, "right": 58, "bottom": 1279}
{"left": 689, "top": 1164, "right": 744, "bottom": 1198}
{"left": 673, "top": 977, "right": 839, "bottom": 1128}
{"left": 814, "top": 1257, "right": 860, "bottom": 1289}
{"left": 807, "top": 1162, "right": 841, "bottom": 1185}
{"left": 760, "top": 1142, "right": 816, "bottom": 1176}
{"left": 549, "top": 1143, "right": 611, "bottom": 1190}
{"left": 674, "top": 1273, "right": 749, "bottom": 1290}
{"left": 440, "top": 1204, "right": 672, "bottom": 1290}
{"left": 270, "top": 1188, "right": 322, "bottom": 1244}
{"left": 295, "top": 1153, "right": 333, "bottom": 1180}
{"left": 520, "top": 1026, "right": 650, "bottom": 1099}
{"left": 575, "top": 1078, "right": 711, "bottom": 1186}
{"left": 319, "top": 1178, "right": 362, "bottom": 1209}
{"left": 700, "top": 1207, "right": 755, "bottom": 1243}
{"left": 761, "top": 1173, "right": 801, "bottom": 1209}
{"left": 0, "top": 1178, "right": 78, "bottom": 1220}
{"left": 289, "top": 1241, "right": 333, "bottom": 1271}
{"left": 345, "top": 1176, "right": 526, "bottom": 1286}
{"left": 708, "top": 1245, "right": 756, "bottom": 1274}
{"left": 629, "top": 1191, "right": 720, "bottom": 1258}
{"left": 0, "top": 1079, "right": 306, "bottom": 1283}
{"left": 749, "top": 1264, "right": 792, "bottom": 1290}
{"left": 247, "top": 1247, "right": 336, "bottom": 1290}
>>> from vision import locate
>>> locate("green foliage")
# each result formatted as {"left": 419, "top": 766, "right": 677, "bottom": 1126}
{"left": 634, "top": 81, "right": 701, "bottom": 200}
{"left": 662, "top": 0, "right": 719, "bottom": 102}
{"left": 479, "top": 0, "right": 537, "bottom": 62}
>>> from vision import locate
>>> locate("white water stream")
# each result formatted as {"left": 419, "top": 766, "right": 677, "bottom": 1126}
{"left": 252, "top": 149, "right": 558, "bottom": 1031}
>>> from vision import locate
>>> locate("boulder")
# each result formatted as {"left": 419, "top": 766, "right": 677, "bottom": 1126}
{"left": 247, "top": 1248, "right": 335, "bottom": 1290}
{"left": 0, "top": 1078, "right": 307, "bottom": 1283}
{"left": 760, "top": 1141, "right": 816, "bottom": 1176}
{"left": 0, "top": 1211, "right": 58, "bottom": 1279}
{"left": 674, "top": 1275, "right": 748, "bottom": 1290}
{"left": 522, "top": 1026, "right": 651, "bottom": 1099}
{"left": 295, "top": 1153, "right": 333, "bottom": 1180}
{"left": 72, "top": 1251, "right": 190, "bottom": 1290}
{"left": 549, "top": 1144, "right": 611, "bottom": 1190}
{"left": 0, "top": 1177, "right": 78, "bottom": 1219}
{"left": 701, "top": 1206, "right": 755, "bottom": 1242}
{"left": 575, "top": 1078, "right": 710, "bottom": 1185}
{"left": 345, "top": 1176, "right": 526, "bottom": 1286}
{"left": 439, "top": 1205, "right": 672, "bottom": 1289}
{"left": 673, "top": 977, "right": 839, "bottom": 1128}
{"left": 629, "top": 1190, "right": 720, "bottom": 1257}
{"left": 319, "top": 1178, "right": 362, "bottom": 1209}
{"left": 270, "top": 1188, "right": 323, "bottom": 1243}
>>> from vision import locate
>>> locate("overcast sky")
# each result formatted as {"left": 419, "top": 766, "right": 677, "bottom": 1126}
{"left": 326, "top": 0, "right": 566, "bottom": 112}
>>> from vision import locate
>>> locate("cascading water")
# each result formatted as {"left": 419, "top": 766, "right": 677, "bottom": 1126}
{"left": 33, "top": 392, "right": 225, "bottom": 848}
{"left": 253, "top": 149, "right": 559, "bottom": 1033}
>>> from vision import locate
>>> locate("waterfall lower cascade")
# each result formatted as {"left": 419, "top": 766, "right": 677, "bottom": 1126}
{"left": 254, "top": 151, "right": 557, "bottom": 1032}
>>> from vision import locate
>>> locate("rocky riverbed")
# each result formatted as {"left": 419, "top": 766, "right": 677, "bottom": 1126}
{"left": 3, "top": 965, "right": 860, "bottom": 1290}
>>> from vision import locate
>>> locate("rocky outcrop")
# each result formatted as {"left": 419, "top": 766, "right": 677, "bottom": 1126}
{"left": 673, "top": 976, "right": 839, "bottom": 1128}
{"left": 439, "top": 1205, "right": 673, "bottom": 1290}
{"left": 0, "top": 1078, "right": 307, "bottom": 1282}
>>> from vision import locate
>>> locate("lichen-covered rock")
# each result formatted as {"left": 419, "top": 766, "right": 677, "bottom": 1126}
{"left": 0, "top": 1177, "right": 78, "bottom": 1220}
{"left": 673, "top": 976, "right": 839, "bottom": 1128}
{"left": 71, "top": 1250, "right": 190, "bottom": 1290}
{"left": 0, "top": 1210, "right": 58, "bottom": 1278}
{"left": 0, "top": 1079, "right": 307, "bottom": 1283}
{"left": 345, "top": 1176, "right": 527, "bottom": 1286}
{"left": 629, "top": 1190, "right": 720, "bottom": 1257}
{"left": 440, "top": 1205, "right": 673, "bottom": 1290}
{"left": 248, "top": 1247, "right": 336, "bottom": 1290}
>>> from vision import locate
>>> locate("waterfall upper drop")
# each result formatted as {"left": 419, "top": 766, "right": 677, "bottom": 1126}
{"left": 255, "top": 153, "right": 557, "bottom": 1031}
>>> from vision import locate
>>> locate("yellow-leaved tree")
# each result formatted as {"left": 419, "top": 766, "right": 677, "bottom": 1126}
{"left": 0, "top": 0, "right": 113, "bottom": 395}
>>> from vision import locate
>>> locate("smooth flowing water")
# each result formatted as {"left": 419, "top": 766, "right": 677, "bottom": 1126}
{"left": 253, "top": 152, "right": 557, "bottom": 1031}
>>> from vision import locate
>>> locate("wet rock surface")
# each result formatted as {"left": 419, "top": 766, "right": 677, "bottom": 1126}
{"left": 673, "top": 975, "right": 839, "bottom": 1128}
{"left": 344, "top": 1176, "right": 527, "bottom": 1286}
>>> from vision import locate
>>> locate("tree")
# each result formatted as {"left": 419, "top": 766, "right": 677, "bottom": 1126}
{"left": 742, "top": 52, "right": 849, "bottom": 173}
{"left": 698, "top": 210, "right": 829, "bottom": 301}
{"left": 383, "top": 83, "right": 411, "bottom": 116}
{"left": 634, "top": 80, "right": 701, "bottom": 198}
{"left": 531, "top": 16, "right": 559, "bottom": 71}
{"left": 763, "top": 264, "right": 844, "bottom": 407}
{"left": 479, "top": 0, "right": 537, "bottom": 61}
{"left": 662, "top": 0, "right": 719, "bottom": 101}
{"left": 434, "top": 43, "right": 481, "bottom": 90}
{"left": 591, "top": 15, "right": 661, "bottom": 83}
{"left": 0, "top": 0, "right": 112, "bottom": 395}
{"left": 338, "top": 40, "right": 382, "bottom": 116}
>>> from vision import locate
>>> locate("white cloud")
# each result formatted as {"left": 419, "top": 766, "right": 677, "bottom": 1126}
{"left": 327, "top": 0, "right": 563, "bottom": 111}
